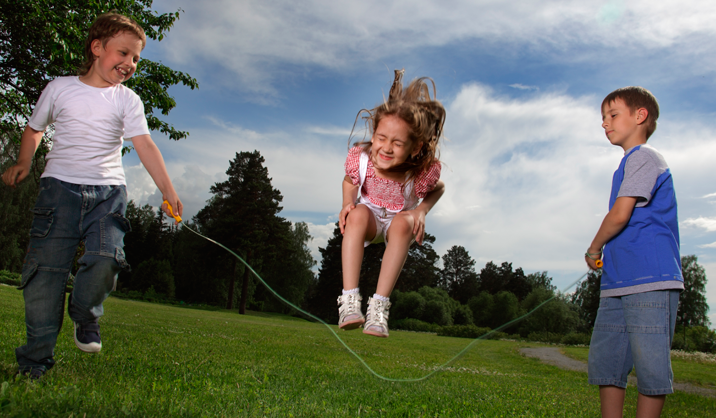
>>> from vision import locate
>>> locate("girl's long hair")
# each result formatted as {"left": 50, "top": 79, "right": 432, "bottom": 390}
{"left": 351, "top": 69, "right": 446, "bottom": 186}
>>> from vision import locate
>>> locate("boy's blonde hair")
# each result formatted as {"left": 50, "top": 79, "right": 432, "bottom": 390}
{"left": 79, "top": 12, "right": 147, "bottom": 76}
{"left": 602, "top": 86, "right": 660, "bottom": 139}
{"left": 353, "top": 70, "right": 446, "bottom": 185}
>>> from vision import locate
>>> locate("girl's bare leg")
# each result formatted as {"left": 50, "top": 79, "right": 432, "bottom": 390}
{"left": 375, "top": 212, "right": 415, "bottom": 297}
{"left": 341, "top": 205, "right": 377, "bottom": 290}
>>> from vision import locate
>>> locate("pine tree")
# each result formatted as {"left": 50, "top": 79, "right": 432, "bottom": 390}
{"left": 678, "top": 255, "right": 710, "bottom": 328}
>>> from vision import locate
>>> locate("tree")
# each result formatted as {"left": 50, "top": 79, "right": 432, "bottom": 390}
{"left": 518, "top": 288, "right": 579, "bottom": 337}
{"left": 0, "top": 0, "right": 198, "bottom": 145}
{"left": 678, "top": 255, "right": 710, "bottom": 328}
{"left": 571, "top": 270, "right": 601, "bottom": 332}
{"left": 398, "top": 234, "right": 441, "bottom": 291}
{"left": 439, "top": 245, "right": 479, "bottom": 303}
{"left": 196, "top": 151, "right": 287, "bottom": 313}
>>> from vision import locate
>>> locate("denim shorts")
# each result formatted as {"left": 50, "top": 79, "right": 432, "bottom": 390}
{"left": 588, "top": 290, "right": 679, "bottom": 395}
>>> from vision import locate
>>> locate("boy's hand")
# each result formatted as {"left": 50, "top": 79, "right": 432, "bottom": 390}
{"left": 584, "top": 248, "right": 603, "bottom": 270}
{"left": 161, "top": 193, "right": 183, "bottom": 225}
{"left": 339, "top": 203, "right": 356, "bottom": 234}
{"left": 2, "top": 163, "right": 31, "bottom": 188}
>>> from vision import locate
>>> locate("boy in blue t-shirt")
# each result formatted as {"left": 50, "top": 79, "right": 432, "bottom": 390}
{"left": 585, "top": 86, "right": 683, "bottom": 417}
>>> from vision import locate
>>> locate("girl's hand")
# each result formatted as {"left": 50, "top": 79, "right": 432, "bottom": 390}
{"left": 405, "top": 209, "right": 427, "bottom": 245}
{"left": 2, "top": 163, "right": 31, "bottom": 188}
{"left": 339, "top": 203, "right": 356, "bottom": 234}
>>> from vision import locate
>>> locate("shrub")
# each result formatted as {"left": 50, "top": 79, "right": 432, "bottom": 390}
{"left": 672, "top": 326, "right": 716, "bottom": 353}
{"left": 438, "top": 325, "right": 492, "bottom": 339}
{"left": 560, "top": 332, "right": 591, "bottom": 346}
{"left": 422, "top": 300, "right": 452, "bottom": 326}
{"left": 453, "top": 304, "right": 474, "bottom": 325}
{"left": 392, "top": 291, "right": 426, "bottom": 320}
{"left": 391, "top": 318, "right": 441, "bottom": 333}
{"left": 0, "top": 270, "right": 21, "bottom": 286}
{"left": 527, "top": 331, "right": 563, "bottom": 344}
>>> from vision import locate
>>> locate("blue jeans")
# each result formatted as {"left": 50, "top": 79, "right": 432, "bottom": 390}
{"left": 16, "top": 177, "right": 131, "bottom": 372}
{"left": 588, "top": 290, "right": 680, "bottom": 396}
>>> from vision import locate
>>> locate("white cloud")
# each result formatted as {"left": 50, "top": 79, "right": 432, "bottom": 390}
{"left": 305, "top": 222, "right": 338, "bottom": 269}
{"left": 703, "top": 192, "right": 716, "bottom": 199}
{"left": 509, "top": 84, "right": 539, "bottom": 91}
{"left": 700, "top": 242, "right": 716, "bottom": 249}
{"left": 154, "top": 0, "right": 716, "bottom": 99}
{"left": 683, "top": 217, "right": 716, "bottom": 233}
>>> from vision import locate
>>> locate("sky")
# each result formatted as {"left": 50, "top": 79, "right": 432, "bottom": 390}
{"left": 123, "top": 0, "right": 716, "bottom": 323}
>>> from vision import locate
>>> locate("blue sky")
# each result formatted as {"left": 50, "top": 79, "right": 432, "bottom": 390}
{"left": 122, "top": 0, "right": 716, "bottom": 322}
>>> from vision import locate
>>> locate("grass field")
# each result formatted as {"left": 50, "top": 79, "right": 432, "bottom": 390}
{"left": 1, "top": 285, "right": 715, "bottom": 417}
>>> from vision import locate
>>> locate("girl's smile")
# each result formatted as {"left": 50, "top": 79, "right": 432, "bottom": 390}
{"left": 370, "top": 115, "right": 421, "bottom": 179}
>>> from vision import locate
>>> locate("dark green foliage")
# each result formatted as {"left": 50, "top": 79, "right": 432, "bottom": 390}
{"left": 389, "top": 318, "right": 441, "bottom": 333}
{"left": 518, "top": 288, "right": 579, "bottom": 337}
{"left": 468, "top": 291, "right": 494, "bottom": 328}
{"left": 478, "top": 261, "right": 532, "bottom": 300}
{"left": 0, "top": 270, "right": 21, "bottom": 286}
{"left": 438, "top": 325, "right": 492, "bottom": 339}
{"left": 491, "top": 291, "right": 519, "bottom": 330}
{"left": 305, "top": 224, "right": 343, "bottom": 323}
{"left": 678, "top": 255, "right": 710, "bottom": 328}
{"left": 452, "top": 304, "right": 474, "bottom": 325}
{"left": 439, "top": 245, "right": 479, "bottom": 303}
{"left": 423, "top": 300, "right": 452, "bottom": 326}
{"left": 0, "top": 0, "right": 198, "bottom": 144}
{"left": 131, "top": 258, "right": 175, "bottom": 299}
{"left": 391, "top": 290, "right": 427, "bottom": 321}
{"left": 571, "top": 270, "right": 601, "bottom": 332}
{"left": 672, "top": 326, "right": 716, "bottom": 353}
{"left": 527, "top": 331, "right": 564, "bottom": 344}
{"left": 398, "top": 234, "right": 441, "bottom": 291}
{"left": 0, "top": 137, "right": 44, "bottom": 272}
{"left": 560, "top": 332, "right": 592, "bottom": 346}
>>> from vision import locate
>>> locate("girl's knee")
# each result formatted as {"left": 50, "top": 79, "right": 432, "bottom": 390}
{"left": 345, "top": 205, "right": 372, "bottom": 227}
{"left": 388, "top": 214, "right": 414, "bottom": 238}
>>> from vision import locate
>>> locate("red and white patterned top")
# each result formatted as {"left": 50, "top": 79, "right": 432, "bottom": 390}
{"left": 345, "top": 146, "right": 441, "bottom": 211}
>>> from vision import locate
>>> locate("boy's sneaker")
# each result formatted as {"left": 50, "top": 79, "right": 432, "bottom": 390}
{"left": 19, "top": 367, "right": 45, "bottom": 380}
{"left": 363, "top": 297, "right": 391, "bottom": 338}
{"left": 337, "top": 293, "right": 365, "bottom": 330}
{"left": 74, "top": 321, "right": 102, "bottom": 353}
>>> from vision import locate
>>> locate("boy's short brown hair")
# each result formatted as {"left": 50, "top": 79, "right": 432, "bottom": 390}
{"left": 602, "top": 86, "right": 660, "bottom": 139}
{"left": 79, "top": 12, "right": 146, "bottom": 76}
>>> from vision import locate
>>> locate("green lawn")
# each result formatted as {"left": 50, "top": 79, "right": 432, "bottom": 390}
{"left": 1, "top": 285, "right": 714, "bottom": 417}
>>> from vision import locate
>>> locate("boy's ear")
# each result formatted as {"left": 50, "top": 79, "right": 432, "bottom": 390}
{"left": 635, "top": 108, "right": 648, "bottom": 125}
{"left": 90, "top": 39, "right": 103, "bottom": 58}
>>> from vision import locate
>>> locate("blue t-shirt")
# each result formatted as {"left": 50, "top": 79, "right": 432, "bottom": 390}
{"left": 600, "top": 145, "right": 683, "bottom": 297}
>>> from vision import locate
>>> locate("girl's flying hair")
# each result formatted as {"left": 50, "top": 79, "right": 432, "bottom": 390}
{"left": 352, "top": 69, "right": 446, "bottom": 185}
{"left": 79, "top": 12, "right": 147, "bottom": 76}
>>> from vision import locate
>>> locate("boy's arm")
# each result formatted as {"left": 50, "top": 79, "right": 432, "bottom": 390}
{"left": 131, "top": 134, "right": 183, "bottom": 224}
{"left": 585, "top": 196, "right": 638, "bottom": 270}
{"left": 407, "top": 180, "right": 445, "bottom": 245}
{"left": 339, "top": 175, "right": 359, "bottom": 234}
{"left": 2, "top": 126, "right": 44, "bottom": 188}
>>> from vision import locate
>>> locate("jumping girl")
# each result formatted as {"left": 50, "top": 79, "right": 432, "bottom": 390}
{"left": 338, "top": 70, "right": 446, "bottom": 338}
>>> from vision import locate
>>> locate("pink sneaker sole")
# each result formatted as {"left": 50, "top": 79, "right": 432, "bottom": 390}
{"left": 339, "top": 318, "right": 365, "bottom": 330}
{"left": 362, "top": 327, "right": 388, "bottom": 338}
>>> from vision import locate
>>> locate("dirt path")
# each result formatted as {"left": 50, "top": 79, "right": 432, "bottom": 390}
{"left": 520, "top": 347, "right": 716, "bottom": 398}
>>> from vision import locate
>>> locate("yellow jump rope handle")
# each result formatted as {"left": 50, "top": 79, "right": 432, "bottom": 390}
{"left": 163, "top": 200, "right": 182, "bottom": 223}
{"left": 595, "top": 260, "right": 603, "bottom": 268}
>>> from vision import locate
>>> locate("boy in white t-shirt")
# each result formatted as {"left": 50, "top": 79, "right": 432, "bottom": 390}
{"left": 1, "top": 13, "right": 183, "bottom": 379}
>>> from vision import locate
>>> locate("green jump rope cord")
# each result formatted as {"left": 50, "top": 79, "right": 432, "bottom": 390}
{"left": 181, "top": 222, "right": 590, "bottom": 383}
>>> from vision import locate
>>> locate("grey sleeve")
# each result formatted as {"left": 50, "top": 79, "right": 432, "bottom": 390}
{"left": 617, "top": 148, "right": 664, "bottom": 207}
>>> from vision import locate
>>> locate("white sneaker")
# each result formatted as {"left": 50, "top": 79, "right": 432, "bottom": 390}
{"left": 363, "top": 297, "right": 391, "bottom": 338}
{"left": 337, "top": 293, "right": 365, "bottom": 330}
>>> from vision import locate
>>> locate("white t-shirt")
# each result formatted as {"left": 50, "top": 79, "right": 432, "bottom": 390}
{"left": 29, "top": 76, "right": 150, "bottom": 185}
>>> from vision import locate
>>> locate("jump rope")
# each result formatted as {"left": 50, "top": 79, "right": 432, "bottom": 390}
{"left": 163, "top": 201, "right": 601, "bottom": 382}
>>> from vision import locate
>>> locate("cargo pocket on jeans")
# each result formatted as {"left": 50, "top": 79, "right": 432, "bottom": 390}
{"left": 18, "top": 261, "right": 39, "bottom": 290}
{"left": 30, "top": 208, "right": 54, "bottom": 238}
{"left": 115, "top": 247, "right": 130, "bottom": 273}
